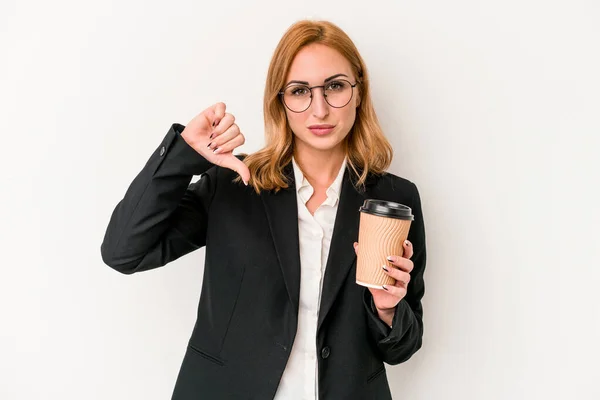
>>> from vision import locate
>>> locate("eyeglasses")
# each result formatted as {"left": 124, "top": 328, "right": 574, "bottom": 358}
{"left": 279, "top": 79, "right": 358, "bottom": 113}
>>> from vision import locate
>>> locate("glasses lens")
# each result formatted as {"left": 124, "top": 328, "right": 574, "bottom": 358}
{"left": 281, "top": 80, "right": 354, "bottom": 112}
{"left": 283, "top": 85, "right": 311, "bottom": 112}
{"left": 324, "top": 80, "right": 353, "bottom": 108}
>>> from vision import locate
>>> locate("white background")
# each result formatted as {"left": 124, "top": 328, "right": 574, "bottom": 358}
{"left": 1, "top": 0, "right": 599, "bottom": 399}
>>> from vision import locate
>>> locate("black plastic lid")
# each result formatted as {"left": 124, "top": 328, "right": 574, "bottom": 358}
{"left": 359, "top": 199, "right": 414, "bottom": 220}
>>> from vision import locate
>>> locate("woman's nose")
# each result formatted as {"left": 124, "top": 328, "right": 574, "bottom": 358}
{"left": 310, "top": 88, "right": 330, "bottom": 119}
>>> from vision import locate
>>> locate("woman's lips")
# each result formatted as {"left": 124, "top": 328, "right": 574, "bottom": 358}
{"left": 308, "top": 125, "right": 335, "bottom": 136}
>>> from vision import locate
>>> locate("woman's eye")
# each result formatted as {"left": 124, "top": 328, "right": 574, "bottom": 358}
{"left": 290, "top": 87, "right": 309, "bottom": 96}
{"left": 326, "top": 81, "right": 346, "bottom": 91}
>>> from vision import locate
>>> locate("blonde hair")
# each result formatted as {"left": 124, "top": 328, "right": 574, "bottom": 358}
{"left": 241, "top": 20, "right": 393, "bottom": 193}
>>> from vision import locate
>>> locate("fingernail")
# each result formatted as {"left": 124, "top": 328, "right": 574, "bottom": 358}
{"left": 382, "top": 285, "right": 389, "bottom": 291}
{"left": 209, "top": 133, "right": 214, "bottom": 139}
{"left": 212, "top": 121, "right": 215, "bottom": 127}
{"left": 382, "top": 265, "right": 389, "bottom": 272}
{"left": 213, "top": 147, "right": 220, "bottom": 154}
{"left": 243, "top": 180, "right": 248, "bottom": 186}
{"left": 386, "top": 256, "right": 394, "bottom": 261}
{"left": 207, "top": 142, "right": 212, "bottom": 148}
{"left": 404, "top": 240, "right": 410, "bottom": 246}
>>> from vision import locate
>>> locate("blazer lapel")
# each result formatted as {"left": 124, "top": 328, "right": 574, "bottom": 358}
{"left": 261, "top": 165, "right": 301, "bottom": 316}
{"left": 317, "top": 170, "right": 368, "bottom": 331}
{"left": 261, "top": 163, "right": 374, "bottom": 326}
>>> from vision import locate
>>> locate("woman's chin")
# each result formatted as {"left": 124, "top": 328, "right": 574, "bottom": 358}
{"left": 295, "top": 133, "right": 347, "bottom": 153}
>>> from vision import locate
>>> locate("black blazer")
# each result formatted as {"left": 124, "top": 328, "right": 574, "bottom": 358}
{"left": 101, "top": 124, "right": 427, "bottom": 399}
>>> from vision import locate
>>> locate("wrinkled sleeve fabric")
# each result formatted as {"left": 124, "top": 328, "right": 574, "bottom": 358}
{"left": 100, "top": 124, "right": 217, "bottom": 274}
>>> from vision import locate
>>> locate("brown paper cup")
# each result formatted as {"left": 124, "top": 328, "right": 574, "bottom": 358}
{"left": 356, "top": 200, "right": 413, "bottom": 288}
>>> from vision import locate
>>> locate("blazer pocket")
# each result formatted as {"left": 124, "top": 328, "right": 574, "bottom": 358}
{"left": 190, "top": 262, "right": 245, "bottom": 355}
{"left": 367, "top": 365, "right": 385, "bottom": 384}
{"left": 187, "top": 344, "right": 225, "bottom": 366}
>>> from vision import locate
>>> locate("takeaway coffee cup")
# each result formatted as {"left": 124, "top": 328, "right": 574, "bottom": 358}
{"left": 356, "top": 199, "right": 414, "bottom": 288}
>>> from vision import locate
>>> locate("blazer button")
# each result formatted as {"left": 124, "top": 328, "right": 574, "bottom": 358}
{"left": 321, "top": 346, "right": 330, "bottom": 359}
{"left": 159, "top": 146, "right": 166, "bottom": 156}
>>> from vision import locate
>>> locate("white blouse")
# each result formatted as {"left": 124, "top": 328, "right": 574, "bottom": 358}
{"left": 273, "top": 157, "right": 347, "bottom": 400}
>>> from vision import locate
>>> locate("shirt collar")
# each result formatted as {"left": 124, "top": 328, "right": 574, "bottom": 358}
{"left": 292, "top": 157, "right": 347, "bottom": 206}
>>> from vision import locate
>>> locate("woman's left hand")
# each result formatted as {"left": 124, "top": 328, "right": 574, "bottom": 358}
{"left": 353, "top": 240, "right": 414, "bottom": 324}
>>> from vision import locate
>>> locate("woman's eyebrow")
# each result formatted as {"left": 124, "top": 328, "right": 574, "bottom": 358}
{"left": 285, "top": 73, "right": 349, "bottom": 86}
{"left": 324, "top": 73, "right": 348, "bottom": 83}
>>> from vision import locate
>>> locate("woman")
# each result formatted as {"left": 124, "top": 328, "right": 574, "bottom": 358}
{"left": 101, "top": 19, "right": 426, "bottom": 400}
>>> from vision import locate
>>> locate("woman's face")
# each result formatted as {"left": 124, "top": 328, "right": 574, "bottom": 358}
{"left": 282, "top": 43, "right": 360, "bottom": 155}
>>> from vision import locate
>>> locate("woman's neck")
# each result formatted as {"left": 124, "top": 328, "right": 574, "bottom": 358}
{"left": 293, "top": 144, "right": 346, "bottom": 189}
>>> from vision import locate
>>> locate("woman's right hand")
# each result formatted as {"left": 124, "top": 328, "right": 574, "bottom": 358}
{"left": 181, "top": 102, "right": 250, "bottom": 185}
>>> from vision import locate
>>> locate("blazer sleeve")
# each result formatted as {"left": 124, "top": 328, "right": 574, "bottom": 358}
{"left": 362, "top": 181, "right": 427, "bottom": 365}
{"left": 100, "top": 123, "right": 217, "bottom": 274}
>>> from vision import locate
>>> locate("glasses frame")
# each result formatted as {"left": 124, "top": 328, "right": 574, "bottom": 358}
{"left": 278, "top": 79, "right": 359, "bottom": 113}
